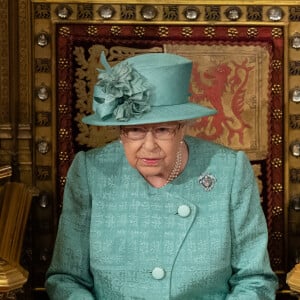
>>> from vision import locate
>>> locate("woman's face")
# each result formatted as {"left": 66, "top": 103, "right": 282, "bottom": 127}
{"left": 120, "top": 121, "right": 186, "bottom": 181}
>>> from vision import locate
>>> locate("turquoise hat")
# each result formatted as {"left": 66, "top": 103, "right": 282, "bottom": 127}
{"left": 82, "top": 52, "right": 216, "bottom": 126}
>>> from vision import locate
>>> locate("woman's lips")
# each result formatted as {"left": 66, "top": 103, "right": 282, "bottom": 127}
{"left": 141, "top": 158, "right": 160, "bottom": 166}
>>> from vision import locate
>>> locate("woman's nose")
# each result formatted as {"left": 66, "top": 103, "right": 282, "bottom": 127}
{"left": 142, "top": 131, "right": 158, "bottom": 150}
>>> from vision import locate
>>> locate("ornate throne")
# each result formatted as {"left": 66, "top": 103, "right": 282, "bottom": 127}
{"left": 3, "top": 1, "right": 300, "bottom": 299}
{"left": 30, "top": 2, "right": 292, "bottom": 298}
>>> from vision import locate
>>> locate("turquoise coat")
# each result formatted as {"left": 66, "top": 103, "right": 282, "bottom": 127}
{"left": 46, "top": 136, "right": 278, "bottom": 299}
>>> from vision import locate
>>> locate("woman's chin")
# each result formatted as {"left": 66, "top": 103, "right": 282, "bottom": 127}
{"left": 137, "top": 166, "right": 163, "bottom": 178}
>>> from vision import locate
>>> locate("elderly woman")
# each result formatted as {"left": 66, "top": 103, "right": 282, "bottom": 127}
{"left": 45, "top": 53, "right": 278, "bottom": 299}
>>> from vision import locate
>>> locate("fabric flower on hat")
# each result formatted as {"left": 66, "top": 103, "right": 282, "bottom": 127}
{"left": 93, "top": 52, "right": 151, "bottom": 121}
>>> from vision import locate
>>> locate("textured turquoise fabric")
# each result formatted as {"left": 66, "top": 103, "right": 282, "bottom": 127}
{"left": 46, "top": 136, "right": 278, "bottom": 299}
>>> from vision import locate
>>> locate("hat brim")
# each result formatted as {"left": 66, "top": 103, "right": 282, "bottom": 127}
{"left": 82, "top": 103, "right": 217, "bottom": 126}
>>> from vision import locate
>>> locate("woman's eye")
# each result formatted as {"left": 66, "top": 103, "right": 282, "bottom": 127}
{"left": 155, "top": 127, "right": 169, "bottom": 133}
{"left": 130, "top": 128, "right": 145, "bottom": 133}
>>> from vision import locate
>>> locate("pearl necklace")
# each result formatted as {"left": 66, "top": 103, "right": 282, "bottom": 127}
{"left": 163, "top": 141, "right": 183, "bottom": 186}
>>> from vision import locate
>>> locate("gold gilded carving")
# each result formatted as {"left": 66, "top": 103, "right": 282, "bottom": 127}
{"left": 73, "top": 44, "right": 121, "bottom": 147}
{"left": 290, "top": 61, "right": 300, "bottom": 76}
{"left": 205, "top": 6, "right": 220, "bottom": 21}
{"left": 77, "top": 4, "right": 93, "bottom": 20}
{"left": 35, "top": 112, "right": 51, "bottom": 127}
{"left": 36, "top": 166, "right": 51, "bottom": 181}
{"left": 107, "top": 46, "right": 162, "bottom": 61}
{"left": 35, "top": 58, "right": 51, "bottom": 73}
{"left": 19, "top": 0, "right": 32, "bottom": 124}
{"left": 0, "top": 165, "right": 12, "bottom": 181}
{"left": 0, "top": 0, "right": 9, "bottom": 124}
{"left": 290, "top": 115, "right": 300, "bottom": 129}
{"left": 33, "top": 3, "right": 51, "bottom": 19}
{"left": 0, "top": 140, "right": 13, "bottom": 165}
{"left": 0, "top": 0, "right": 34, "bottom": 179}
{"left": 290, "top": 168, "right": 300, "bottom": 184}
{"left": 247, "top": 6, "right": 263, "bottom": 21}
{"left": 0, "top": 288, "right": 22, "bottom": 300}
{"left": 163, "top": 6, "right": 178, "bottom": 21}
{"left": 289, "top": 6, "right": 300, "bottom": 21}
{"left": 120, "top": 5, "right": 136, "bottom": 20}
{"left": 0, "top": 183, "right": 33, "bottom": 293}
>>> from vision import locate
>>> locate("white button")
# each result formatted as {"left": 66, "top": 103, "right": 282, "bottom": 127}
{"left": 151, "top": 267, "right": 165, "bottom": 280}
{"left": 177, "top": 205, "right": 191, "bottom": 217}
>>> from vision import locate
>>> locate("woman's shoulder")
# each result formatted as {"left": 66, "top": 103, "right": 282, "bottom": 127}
{"left": 73, "top": 140, "right": 123, "bottom": 163}
{"left": 88, "top": 140, "right": 121, "bottom": 155}
{"left": 184, "top": 136, "right": 252, "bottom": 183}
{"left": 185, "top": 136, "right": 251, "bottom": 174}
{"left": 185, "top": 135, "right": 236, "bottom": 156}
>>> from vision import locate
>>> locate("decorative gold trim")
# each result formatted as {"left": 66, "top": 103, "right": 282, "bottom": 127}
{"left": 30, "top": 0, "right": 300, "bottom": 4}
{"left": 0, "top": 0, "right": 9, "bottom": 126}
{"left": 0, "top": 182, "right": 33, "bottom": 293}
